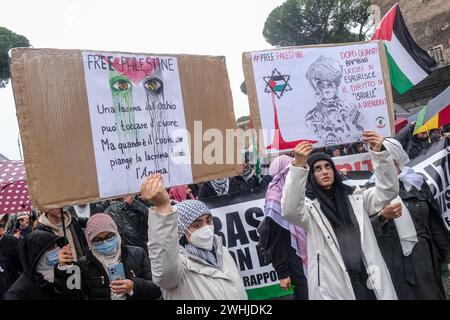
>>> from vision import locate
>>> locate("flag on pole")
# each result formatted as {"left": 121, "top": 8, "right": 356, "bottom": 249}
{"left": 371, "top": 3, "right": 437, "bottom": 94}
{"left": 249, "top": 114, "right": 261, "bottom": 178}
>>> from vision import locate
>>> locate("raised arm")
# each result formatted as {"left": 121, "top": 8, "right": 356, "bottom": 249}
{"left": 281, "top": 142, "right": 312, "bottom": 229}
{"left": 141, "top": 175, "right": 184, "bottom": 290}
{"left": 362, "top": 131, "right": 399, "bottom": 215}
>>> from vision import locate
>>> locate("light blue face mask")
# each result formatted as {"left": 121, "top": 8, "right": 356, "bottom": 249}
{"left": 46, "top": 247, "right": 61, "bottom": 267}
{"left": 92, "top": 235, "right": 118, "bottom": 255}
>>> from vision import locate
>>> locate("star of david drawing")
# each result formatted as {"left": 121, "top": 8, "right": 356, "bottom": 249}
{"left": 263, "top": 68, "right": 292, "bottom": 99}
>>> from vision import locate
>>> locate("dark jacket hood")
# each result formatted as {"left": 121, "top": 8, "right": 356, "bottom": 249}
{"left": 18, "top": 230, "right": 64, "bottom": 277}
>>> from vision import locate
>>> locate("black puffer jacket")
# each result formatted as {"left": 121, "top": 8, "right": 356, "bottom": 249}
{"left": 5, "top": 231, "right": 63, "bottom": 300}
{"left": 0, "top": 254, "right": 11, "bottom": 299}
{"left": 54, "top": 245, "right": 162, "bottom": 300}
{"left": 105, "top": 198, "right": 149, "bottom": 253}
{"left": 0, "top": 234, "right": 21, "bottom": 289}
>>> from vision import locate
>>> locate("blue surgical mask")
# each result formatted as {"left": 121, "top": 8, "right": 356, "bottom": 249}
{"left": 92, "top": 235, "right": 118, "bottom": 255}
{"left": 46, "top": 247, "right": 61, "bottom": 267}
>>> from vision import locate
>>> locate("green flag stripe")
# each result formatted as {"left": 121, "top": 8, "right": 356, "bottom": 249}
{"left": 273, "top": 84, "right": 286, "bottom": 91}
{"left": 246, "top": 284, "right": 294, "bottom": 300}
{"left": 385, "top": 47, "right": 414, "bottom": 94}
{"left": 413, "top": 106, "right": 428, "bottom": 133}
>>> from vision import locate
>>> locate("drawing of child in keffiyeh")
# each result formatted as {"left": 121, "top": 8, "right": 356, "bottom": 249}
{"left": 304, "top": 56, "right": 364, "bottom": 146}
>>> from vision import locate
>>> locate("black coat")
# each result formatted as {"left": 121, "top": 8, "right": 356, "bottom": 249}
{"left": 105, "top": 198, "right": 149, "bottom": 253}
{"left": 35, "top": 213, "right": 89, "bottom": 260}
{"left": 67, "top": 202, "right": 107, "bottom": 228}
{"left": 198, "top": 175, "right": 269, "bottom": 200}
{"left": 6, "top": 211, "right": 38, "bottom": 238}
{"left": 5, "top": 231, "right": 63, "bottom": 300}
{"left": 395, "top": 123, "right": 432, "bottom": 160}
{"left": 0, "top": 234, "right": 21, "bottom": 288}
{"left": 54, "top": 245, "right": 162, "bottom": 300}
{"left": 371, "top": 182, "right": 450, "bottom": 300}
{"left": 258, "top": 216, "right": 308, "bottom": 300}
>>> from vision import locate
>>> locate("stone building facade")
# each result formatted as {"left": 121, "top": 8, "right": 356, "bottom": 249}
{"left": 371, "top": 0, "right": 450, "bottom": 110}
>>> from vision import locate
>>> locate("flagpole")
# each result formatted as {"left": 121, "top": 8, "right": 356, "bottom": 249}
{"left": 18, "top": 134, "right": 23, "bottom": 160}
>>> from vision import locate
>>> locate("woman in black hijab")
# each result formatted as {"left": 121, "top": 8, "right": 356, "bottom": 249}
{"left": 306, "top": 152, "right": 375, "bottom": 300}
{"left": 281, "top": 131, "right": 398, "bottom": 300}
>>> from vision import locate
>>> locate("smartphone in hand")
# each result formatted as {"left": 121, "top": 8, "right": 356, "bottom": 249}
{"left": 107, "top": 262, "right": 125, "bottom": 281}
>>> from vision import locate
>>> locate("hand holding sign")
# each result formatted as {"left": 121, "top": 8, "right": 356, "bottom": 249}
{"left": 293, "top": 142, "right": 313, "bottom": 168}
{"left": 280, "top": 277, "right": 292, "bottom": 291}
{"left": 362, "top": 131, "right": 384, "bottom": 152}
{"left": 58, "top": 245, "right": 74, "bottom": 266}
{"left": 380, "top": 202, "right": 402, "bottom": 220}
{"left": 140, "top": 174, "right": 172, "bottom": 214}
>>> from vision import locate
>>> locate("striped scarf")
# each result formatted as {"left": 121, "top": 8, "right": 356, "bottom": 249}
{"left": 183, "top": 237, "right": 222, "bottom": 269}
{"left": 210, "top": 178, "right": 230, "bottom": 196}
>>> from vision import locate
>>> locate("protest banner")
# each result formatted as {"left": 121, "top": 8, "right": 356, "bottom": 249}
{"left": 243, "top": 41, "right": 395, "bottom": 153}
{"left": 202, "top": 187, "right": 295, "bottom": 300}
{"left": 341, "top": 140, "right": 450, "bottom": 231}
{"left": 407, "top": 139, "right": 450, "bottom": 232}
{"left": 333, "top": 152, "right": 373, "bottom": 172}
{"left": 10, "top": 48, "right": 241, "bottom": 210}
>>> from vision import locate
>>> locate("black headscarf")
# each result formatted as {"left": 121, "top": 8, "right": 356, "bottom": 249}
{"left": 306, "top": 153, "right": 363, "bottom": 273}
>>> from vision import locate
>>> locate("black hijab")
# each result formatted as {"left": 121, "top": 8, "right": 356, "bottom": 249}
{"left": 306, "top": 152, "right": 363, "bottom": 273}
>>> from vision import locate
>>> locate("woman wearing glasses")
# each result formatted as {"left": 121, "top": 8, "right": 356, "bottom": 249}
{"left": 54, "top": 213, "right": 162, "bottom": 300}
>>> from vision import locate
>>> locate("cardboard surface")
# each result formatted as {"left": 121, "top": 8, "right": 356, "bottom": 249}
{"left": 11, "top": 48, "right": 240, "bottom": 210}
{"left": 243, "top": 40, "right": 395, "bottom": 154}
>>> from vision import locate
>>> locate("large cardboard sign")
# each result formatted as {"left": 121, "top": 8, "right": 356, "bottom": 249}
{"left": 243, "top": 41, "right": 395, "bottom": 153}
{"left": 11, "top": 48, "right": 240, "bottom": 210}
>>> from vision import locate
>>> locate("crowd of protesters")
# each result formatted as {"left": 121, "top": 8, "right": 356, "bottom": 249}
{"left": 0, "top": 126, "right": 449, "bottom": 300}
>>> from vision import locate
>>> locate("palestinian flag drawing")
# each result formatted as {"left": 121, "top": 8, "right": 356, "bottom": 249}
{"left": 371, "top": 3, "right": 437, "bottom": 94}
{"left": 263, "top": 68, "right": 291, "bottom": 99}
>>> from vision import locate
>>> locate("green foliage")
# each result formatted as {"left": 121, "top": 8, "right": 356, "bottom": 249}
{"left": 0, "top": 27, "right": 30, "bottom": 88}
{"left": 263, "top": 0, "right": 371, "bottom": 47}
{"left": 236, "top": 115, "right": 250, "bottom": 123}
{"left": 240, "top": 80, "right": 247, "bottom": 95}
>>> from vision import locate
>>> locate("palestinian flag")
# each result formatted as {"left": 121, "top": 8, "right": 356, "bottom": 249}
{"left": 372, "top": 4, "right": 437, "bottom": 94}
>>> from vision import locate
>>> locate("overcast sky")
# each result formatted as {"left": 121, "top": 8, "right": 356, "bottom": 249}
{"left": 0, "top": 0, "right": 285, "bottom": 160}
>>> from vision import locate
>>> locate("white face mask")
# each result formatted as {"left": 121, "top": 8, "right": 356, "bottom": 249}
{"left": 188, "top": 225, "right": 215, "bottom": 251}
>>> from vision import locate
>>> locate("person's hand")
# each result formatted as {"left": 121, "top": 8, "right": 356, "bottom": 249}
{"left": 110, "top": 279, "right": 134, "bottom": 295}
{"left": 140, "top": 174, "right": 172, "bottom": 213}
{"left": 293, "top": 142, "right": 313, "bottom": 167}
{"left": 123, "top": 195, "right": 134, "bottom": 205}
{"left": 13, "top": 231, "right": 21, "bottom": 239}
{"left": 362, "top": 131, "right": 384, "bottom": 152}
{"left": 280, "top": 277, "right": 292, "bottom": 291}
{"left": 58, "top": 245, "right": 74, "bottom": 266}
{"left": 380, "top": 202, "right": 402, "bottom": 220}
{"left": 339, "top": 168, "right": 350, "bottom": 176}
